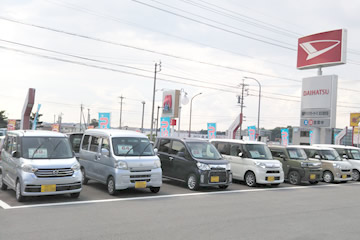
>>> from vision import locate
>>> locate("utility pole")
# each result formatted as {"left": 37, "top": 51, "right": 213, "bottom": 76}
{"left": 119, "top": 95, "right": 124, "bottom": 129}
{"left": 87, "top": 108, "right": 90, "bottom": 126}
{"left": 141, "top": 101, "right": 145, "bottom": 133}
{"left": 156, "top": 106, "right": 160, "bottom": 137}
{"left": 150, "top": 61, "right": 161, "bottom": 141}
{"left": 239, "top": 80, "right": 246, "bottom": 139}
{"left": 80, "top": 104, "right": 83, "bottom": 132}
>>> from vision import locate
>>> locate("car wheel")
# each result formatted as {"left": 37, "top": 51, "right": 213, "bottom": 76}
{"left": 70, "top": 192, "right": 80, "bottom": 198}
{"left": 245, "top": 171, "right": 257, "bottom": 187}
{"left": 150, "top": 187, "right": 160, "bottom": 193}
{"left": 288, "top": 171, "right": 301, "bottom": 185}
{"left": 81, "top": 168, "right": 89, "bottom": 185}
{"left": 15, "top": 180, "right": 25, "bottom": 202}
{"left": 323, "top": 171, "right": 334, "bottom": 183}
{"left": 309, "top": 181, "right": 319, "bottom": 185}
{"left": 187, "top": 174, "right": 199, "bottom": 190}
{"left": 352, "top": 169, "right": 360, "bottom": 181}
{"left": 219, "top": 185, "right": 229, "bottom": 189}
{"left": 107, "top": 176, "right": 117, "bottom": 195}
{"left": 0, "top": 171, "right": 8, "bottom": 191}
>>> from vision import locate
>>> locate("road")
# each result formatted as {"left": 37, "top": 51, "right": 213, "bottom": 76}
{"left": 1, "top": 180, "right": 360, "bottom": 240}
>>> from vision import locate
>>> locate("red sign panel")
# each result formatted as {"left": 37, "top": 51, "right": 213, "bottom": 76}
{"left": 297, "top": 29, "right": 347, "bottom": 69}
{"left": 170, "top": 119, "right": 177, "bottom": 126}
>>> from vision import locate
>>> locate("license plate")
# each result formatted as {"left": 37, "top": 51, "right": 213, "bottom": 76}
{"left": 310, "top": 174, "right": 316, "bottom": 180}
{"left": 267, "top": 176, "right": 275, "bottom": 182}
{"left": 211, "top": 176, "right": 219, "bottom": 182}
{"left": 135, "top": 181, "right": 147, "bottom": 188}
{"left": 342, "top": 174, "right": 347, "bottom": 179}
{"left": 41, "top": 184, "right": 56, "bottom": 192}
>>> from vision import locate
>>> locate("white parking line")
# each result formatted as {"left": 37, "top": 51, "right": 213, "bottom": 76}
{"left": 1, "top": 182, "right": 360, "bottom": 210}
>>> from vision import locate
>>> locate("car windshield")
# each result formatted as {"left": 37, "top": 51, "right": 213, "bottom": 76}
{"left": 319, "top": 149, "right": 342, "bottom": 161}
{"left": 348, "top": 149, "right": 360, "bottom": 160}
{"left": 287, "top": 148, "right": 307, "bottom": 160}
{"left": 187, "top": 142, "right": 222, "bottom": 160}
{"left": 243, "top": 144, "right": 272, "bottom": 160}
{"left": 112, "top": 137, "right": 154, "bottom": 156}
{"left": 22, "top": 137, "right": 73, "bottom": 159}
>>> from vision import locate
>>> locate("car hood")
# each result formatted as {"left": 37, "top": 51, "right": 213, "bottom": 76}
{"left": 22, "top": 158, "right": 78, "bottom": 168}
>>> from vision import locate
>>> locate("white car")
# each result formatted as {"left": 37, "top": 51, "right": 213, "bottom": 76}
{"left": 210, "top": 139, "right": 284, "bottom": 187}
{"left": 314, "top": 144, "right": 360, "bottom": 181}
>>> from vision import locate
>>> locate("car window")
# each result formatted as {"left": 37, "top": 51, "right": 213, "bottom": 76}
{"left": 5, "top": 136, "right": 12, "bottom": 153}
{"left": 12, "top": 136, "right": 18, "bottom": 152}
{"left": 89, "top": 136, "right": 100, "bottom": 152}
{"left": 348, "top": 149, "right": 360, "bottom": 160}
{"left": 287, "top": 148, "right": 307, "bottom": 160}
{"left": 82, "top": 135, "right": 90, "bottom": 150}
{"left": 230, "top": 144, "right": 241, "bottom": 156}
{"left": 70, "top": 134, "right": 83, "bottom": 153}
{"left": 217, "top": 142, "right": 230, "bottom": 155}
{"left": 170, "top": 140, "right": 186, "bottom": 155}
{"left": 22, "top": 137, "right": 73, "bottom": 159}
{"left": 159, "top": 139, "right": 171, "bottom": 153}
{"left": 242, "top": 144, "right": 272, "bottom": 160}
{"left": 101, "top": 138, "right": 110, "bottom": 151}
{"left": 187, "top": 142, "right": 221, "bottom": 160}
{"left": 270, "top": 149, "right": 283, "bottom": 158}
{"left": 112, "top": 137, "right": 154, "bottom": 156}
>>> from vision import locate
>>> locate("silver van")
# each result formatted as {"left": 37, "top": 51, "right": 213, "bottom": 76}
{"left": 0, "top": 130, "right": 82, "bottom": 202}
{"left": 79, "top": 129, "right": 162, "bottom": 195}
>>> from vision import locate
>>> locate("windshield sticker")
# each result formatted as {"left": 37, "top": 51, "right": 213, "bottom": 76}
{"left": 191, "top": 149, "right": 202, "bottom": 158}
{"left": 28, "top": 148, "right": 48, "bottom": 158}
{"left": 117, "top": 145, "right": 133, "bottom": 154}
{"left": 249, "top": 150, "right": 261, "bottom": 158}
{"left": 288, "top": 150, "right": 298, "bottom": 158}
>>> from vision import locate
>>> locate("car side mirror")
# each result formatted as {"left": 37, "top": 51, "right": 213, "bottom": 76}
{"left": 177, "top": 152, "right": 185, "bottom": 158}
{"left": 12, "top": 151, "right": 20, "bottom": 158}
{"left": 279, "top": 154, "right": 286, "bottom": 160}
{"left": 342, "top": 154, "right": 348, "bottom": 159}
{"left": 314, "top": 154, "right": 321, "bottom": 160}
{"left": 238, "top": 152, "right": 243, "bottom": 157}
{"left": 154, "top": 148, "right": 158, "bottom": 154}
{"left": 101, "top": 148, "right": 110, "bottom": 156}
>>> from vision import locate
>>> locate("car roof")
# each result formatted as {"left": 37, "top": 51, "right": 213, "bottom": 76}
{"left": 210, "top": 139, "right": 266, "bottom": 145}
{"left": 289, "top": 145, "right": 335, "bottom": 150}
{"left": 313, "top": 144, "right": 360, "bottom": 150}
{"left": 84, "top": 129, "right": 148, "bottom": 138}
{"left": 7, "top": 130, "right": 67, "bottom": 137}
{"left": 156, "top": 137, "right": 209, "bottom": 143}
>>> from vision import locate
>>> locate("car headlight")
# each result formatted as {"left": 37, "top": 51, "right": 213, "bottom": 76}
{"left": 115, "top": 161, "right": 128, "bottom": 170}
{"left": 254, "top": 162, "right": 266, "bottom": 168}
{"left": 71, "top": 163, "right": 80, "bottom": 171}
{"left": 226, "top": 163, "right": 231, "bottom": 170}
{"left": 301, "top": 162, "right": 309, "bottom": 167}
{"left": 154, "top": 159, "right": 161, "bottom": 168}
{"left": 21, "top": 164, "right": 38, "bottom": 173}
{"left": 196, "top": 162, "right": 210, "bottom": 171}
{"left": 332, "top": 163, "right": 341, "bottom": 168}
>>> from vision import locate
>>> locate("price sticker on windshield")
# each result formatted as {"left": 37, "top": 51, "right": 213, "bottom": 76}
{"left": 117, "top": 145, "right": 133, "bottom": 154}
{"left": 28, "top": 148, "right": 48, "bottom": 158}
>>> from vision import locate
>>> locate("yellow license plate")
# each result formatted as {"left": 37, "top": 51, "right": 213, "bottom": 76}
{"left": 342, "top": 174, "right": 347, "bottom": 179}
{"left": 310, "top": 174, "right": 316, "bottom": 180}
{"left": 267, "top": 176, "right": 275, "bottom": 182}
{"left": 211, "top": 176, "right": 219, "bottom": 182}
{"left": 135, "top": 181, "right": 147, "bottom": 188}
{"left": 41, "top": 184, "right": 56, "bottom": 192}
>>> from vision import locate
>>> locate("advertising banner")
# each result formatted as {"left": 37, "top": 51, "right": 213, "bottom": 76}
{"left": 247, "top": 126, "right": 256, "bottom": 141}
{"left": 350, "top": 113, "right": 360, "bottom": 127}
{"left": 99, "top": 113, "right": 111, "bottom": 129}
{"left": 51, "top": 124, "right": 60, "bottom": 132}
{"left": 160, "top": 117, "right": 171, "bottom": 137}
{"left": 281, "top": 128, "right": 289, "bottom": 146}
{"left": 309, "top": 130, "right": 313, "bottom": 145}
{"left": 162, "top": 90, "right": 180, "bottom": 118}
{"left": 297, "top": 29, "right": 347, "bottom": 69}
{"left": 207, "top": 123, "right": 216, "bottom": 139}
{"left": 7, "top": 119, "right": 16, "bottom": 130}
{"left": 32, "top": 104, "right": 42, "bottom": 130}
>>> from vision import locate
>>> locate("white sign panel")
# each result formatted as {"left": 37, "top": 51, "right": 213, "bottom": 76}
{"left": 300, "top": 75, "right": 338, "bottom": 128}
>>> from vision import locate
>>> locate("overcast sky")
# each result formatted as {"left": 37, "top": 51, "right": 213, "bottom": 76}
{"left": 0, "top": 0, "right": 360, "bottom": 132}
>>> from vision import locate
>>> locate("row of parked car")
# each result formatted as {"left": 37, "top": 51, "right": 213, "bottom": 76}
{"left": 0, "top": 129, "right": 359, "bottom": 202}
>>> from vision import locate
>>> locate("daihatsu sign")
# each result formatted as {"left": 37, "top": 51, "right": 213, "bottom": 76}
{"left": 297, "top": 29, "right": 347, "bottom": 69}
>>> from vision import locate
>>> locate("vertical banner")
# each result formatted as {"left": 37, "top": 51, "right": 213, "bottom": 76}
{"left": 160, "top": 117, "right": 171, "bottom": 137}
{"left": 247, "top": 126, "right": 256, "bottom": 141}
{"left": 7, "top": 119, "right": 16, "bottom": 130}
{"left": 281, "top": 128, "right": 289, "bottom": 146}
{"left": 99, "top": 113, "right": 111, "bottom": 129}
{"left": 51, "top": 124, "right": 60, "bottom": 132}
{"left": 32, "top": 104, "right": 42, "bottom": 130}
{"left": 309, "top": 130, "right": 313, "bottom": 145}
{"left": 207, "top": 123, "right": 216, "bottom": 139}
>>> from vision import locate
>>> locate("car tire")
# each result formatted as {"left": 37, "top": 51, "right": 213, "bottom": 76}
{"left": 150, "top": 187, "right": 160, "bottom": 193}
{"left": 309, "top": 181, "right": 319, "bottom": 185}
{"left": 352, "top": 169, "right": 360, "bottom": 181}
{"left": 288, "top": 171, "right": 301, "bottom": 185}
{"left": 219, "top": 185, "right": 229, "bottom": 189}
{"left": 0, "top": 171, "right": 8, "bottom": 191}
{"left": 187, "top": 174, "right": 199, "bottom": 190}
{"left": 81, "top": 167, "right": 89, "bottom": 185}
{"left": 323, "top": 171, "right": 334, "bottom": 183}
{"left": 15, "top": 180, "right": 25, "bottom": 202}
{"left": 245, "top": 171, "right": 257, "bottom": 187}
{"left": 107, "top": 176, "right": 117, "bottom": 195}
{"left": 70, "top": 192, "right": 80, "bottom": 198}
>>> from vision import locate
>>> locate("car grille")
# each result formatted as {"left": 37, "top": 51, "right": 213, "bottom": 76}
{"left": 35, "top": 168, "right": 74, "bottom": 178}
{"left": 24, "top": 182, "right": 81, "bottom": 193}
{"left": 341, "top": 169, "right": 351, "bottom": 172}
{"left": 266, "top": 170, "right": 280, "bottom": 174}
{"left": 130, "top": 174, "right": 151, "bottom": 183}
{"left": 208, "top": 171, "right": 227, "bottom": 183}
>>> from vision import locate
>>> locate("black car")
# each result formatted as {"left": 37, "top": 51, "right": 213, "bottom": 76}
{"left": 154, "top": 137, "right": 232, "bottom": 190}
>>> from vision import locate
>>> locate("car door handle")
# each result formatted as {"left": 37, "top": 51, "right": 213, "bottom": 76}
{"left": 169, "top": 157, "right": 174, "bottom": 161}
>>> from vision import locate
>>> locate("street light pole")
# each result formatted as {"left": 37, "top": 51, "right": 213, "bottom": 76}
{"left": 150, "top": 62, "right": 161, "bottom": 141}
{"left": 244, "top": 76, "right": 262, "bottom": 139}
{"left": 188, "top": 93, "right": 202, "bottom": 137}
{"left": 118, "top": 95, "right": 124, "bottom": 129}
{"left": 141, "top": 101, "right": 145, "bottom": 133}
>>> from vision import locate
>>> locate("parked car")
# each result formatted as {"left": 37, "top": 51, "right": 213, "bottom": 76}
{"left": 292, "top": 145, "right": 352, "bottom": 183}
{"left": 154, "top": 137, "right": 232, "bottom": 190}
{"left": 67, "top": 132, "right": 84, "bottom": 159}
{"left": 314, "top": 144, "right": 360, "bottom": 181}
{"left": 79, "top": 129, "right": 162, "bottom": 195}
{"left": 0, "top": 130, "right": 82, "bottom": 202}
{"left": 210, "top": 139, "right": 284, "bottom": 187}
{"left": 269, "top": 145, "right": 322, "bottom": 185}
